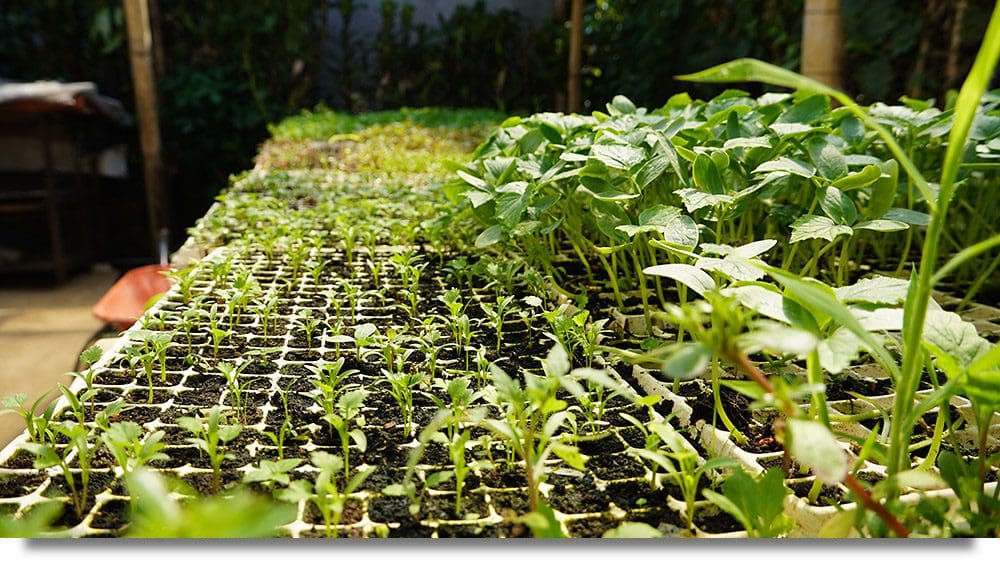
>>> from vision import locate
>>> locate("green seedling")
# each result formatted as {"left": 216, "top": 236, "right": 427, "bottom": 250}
{"left": 277, "top": 451, "right": 373, "bottom": 538}
{"left": 306, "top": 357, "right": 360, "bottom": 421}
{"left": 177, "top": 406, "right": 243, "bottom": 493}
{"left": 703, "top": 466, "right": 794, "bottom": 538}
{"left": 101, "top": 421, "right": 169, "bottom": 477}
{"left": 297, "top": 308, "right": 322, "bottom": 350}
{"left": 381, "top": 371, "right": 426, "bottom": 439}
{"left": 124, "top": 468, "right": 295, "bottom": 538}
{"left": 628, "top": 420, "right": 737, "bottom": 533}
{"left": 1, "top": 390, "right": 59, "bottom": 445}
{"left": 481, "top": 295, "right": 517, "bottom": 353}
{"left": 321, "top": 388, "right": 369, "bottom": 479}
{"left": 481, "top": 344, "right": 588, "bottom": 513}
{"left": 22, "top": 420, "right": 98, "bottom": 520}
{"left": 216, "top": 360, "right": 254, "bottom": 423}
{"left": 243, "top": 458, "right": 303, "bottom": 498}
{"left": 64, "top": 345, "right": 103, "bottom": 414}
{"left": 252, "top": 295, "right": 279, "bottom": 336}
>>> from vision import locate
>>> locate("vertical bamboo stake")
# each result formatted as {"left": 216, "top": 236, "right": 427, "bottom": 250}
{"left": 801, "top": 0, "right": 843, "bottom": 89}
{"left": 567, "top": 0, "right": 584, "bottom": 113}
{"left": 123, "top": 0, "right": 169, "bottom": 252}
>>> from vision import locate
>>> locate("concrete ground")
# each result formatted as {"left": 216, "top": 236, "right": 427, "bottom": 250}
{"left": 0, "top": 264, "right": 119, "bottom": 449}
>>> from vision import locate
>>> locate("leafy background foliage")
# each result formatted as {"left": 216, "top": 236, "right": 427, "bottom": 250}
{"left": 0, "top": 0, "right": 989, "bottom": 252}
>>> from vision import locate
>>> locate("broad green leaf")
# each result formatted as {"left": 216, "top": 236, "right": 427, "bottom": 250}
{"left": 735, "top": 239, "right": 778, "bottom": 258}
{"left": 495, "top": 187, "right": 530, "bottom": 225}
{"left": 579, "top": 176, "right": 638, "bottom": 201}
{"left": 790, "top": 214, "right": 853, "bottom": 243}
{"left": 455, "top": 169, "right": 489, "bottom": 192}
{"left": 635, "top": 153, "right": 674, "bottom": 189}
{"left": 786, "top": 418, "right": 848, "bottom": 485}
{"left": 695, "top": 256, "right": 767, "bottom": 282}
{"left": 738, "top": 322, "right": 818, "bottom": 358}
{"left": 675, "top": 187, "right": 734, "bottom": 212}
{"left": 883, "top": 207, "right": 931, "bottom": 226}
{"left": 722, "top": 284, "right": 791, "bottom": 323}
{"left": 723, "top": 136, "right": 772, "bottom": 150}
{"left": 818, "top": 186, "right": 858, "bottom": 225}
{"left": 660, "top": 343, "right": 713, "bottom": 380}
{"left": 617, "top": 206, "right": 698, "bottom": 248}
{"left": 608, "top": 94, "right": 638, "bottom": 115}
{"left": 591, "top": 144, "right": 645, "bottom": 170}
{"left": 693, "top": 153, "right": 725, "bottom": 195}
{"left": 353, "top": 322, "right": 377, "bottom": 339}
{"left": 966, "top": 370, "right": 1000, "bottom": 409}
{"left": 853, "top": 219, "right": 909, "bottom": 232}
{"left": 465, "top": 190, "right": 493, "bottom": 208}
{"left": 643, "top": 264, "right": 715, "bottom": 296}
{"left": 475, "top": 225, "right": 504, "bottom": 248}
{"left": 866, "top": 159, "right": 899, "bottom": 219}
{"left": 807, "top": 136, "right": 848, "bottom": 180}
{"left": 551, "top": 442, "right": 588, "bottom": 471}
{"left": 850, "top": 307, "right": 903, "bottom": 331}
{"left": 923, "top": 310, "right": 992, "bottom": 375}
{"left": 834, "top": 276, "right": 910, "bottom": 305}
{"left": 770, "top": 123, "right": 824, "bottom": 137}
{"left": 518, "top": 128, "right": 544, "bottom": 154}
{"left": 833, "top": 164, "right": 881, "bottom": 191}
{"left": 762, "top": 266, "right": 900, "bottom": 380}
{"left": 602, "top": 522, "right": 663, "bottom": 538}
{"left": 777, "top": 94, "right": 832, "bottom": 125}
{"left": 839, "top": 115, "right": 865, "bottom": 146}
{"left": 753, "top": 157, "right": 816, "bottom": 179}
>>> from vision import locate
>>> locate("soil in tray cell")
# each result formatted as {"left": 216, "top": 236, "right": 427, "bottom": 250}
{"left": 0, "top": 471, "right": 48, "bottom": 498}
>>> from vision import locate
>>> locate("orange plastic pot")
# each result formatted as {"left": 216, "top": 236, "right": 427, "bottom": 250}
{"left": 92, "top": 264, "right": 171, "bottom": 331}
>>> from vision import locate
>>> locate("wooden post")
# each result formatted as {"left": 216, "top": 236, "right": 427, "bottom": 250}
{"left": 801, "top": 0, "right": 843, "bottom": 89}
{"left": 123, "top": 0, "right": 168, "bottom": 254}
{"left": 567, "top": 0, "right": 584, "bottom": 113}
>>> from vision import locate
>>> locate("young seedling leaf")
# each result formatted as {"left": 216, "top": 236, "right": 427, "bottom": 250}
{"left": 818, "top": 186, "right": 858, "bottom": 225}
{"left": 602, "top": 522, "right": 663, "bottom": 538}
{"left": 643, "top": 264, "right": 714, "bottom": 296}
{"left": 785, "top": 418, "right": 848, "bottom": 485}
{"left": 834, "top": 276, "right": 911, "bottom": 306}
{"left": 660, "top": 343, "right": 713, "bottom": 380}
{"left": 753, "top": 157, "right": 816, "bottom": 179}
{"left": 790, "top": 214, "right": 853, "bottom": 243}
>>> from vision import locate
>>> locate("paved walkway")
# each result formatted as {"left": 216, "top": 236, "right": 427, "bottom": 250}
{"left": 0, "top": 265, "right": 118, "bottom": 448}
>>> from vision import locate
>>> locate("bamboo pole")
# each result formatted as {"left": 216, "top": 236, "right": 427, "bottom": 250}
{"left": 567, "top": 0, "right": 584, "bottom": 113}
{"left": 801, "top": 0, "right": 843, "bottom": 89}
{"left": 123, "top": 0, "right": 169, "bottom": 254}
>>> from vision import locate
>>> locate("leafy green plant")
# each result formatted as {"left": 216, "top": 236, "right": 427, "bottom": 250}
{"left": 101, "top": 421, "right": 169, "bottom": 477}
{"left": 278, "top": 451, "right": 373, "bottom": 538}
{"left": 177, "top": 406, "right": 243, "bottom": 493}
{"left": 1, "top": 390, "right": 59, "bottom": 445}
{"left": 321, "top": 389, "right": 369, "bottom": 479}
{"left": 297, "top": 308, "right": 322, "bottom": 350}
{"left": 481, "top": 344, "right": 588, "bottom": 514}
{"left": 243, "top": 458, "right": 303, "bottom": 498}
{"left": 306, "top": 357, "right": 360, "bottom": 420}
{"left": 628, "top": 419, "right": 737, "bottom": 533}
{"left": 124, "top": 469, "right": 296, "bottom": 538}
{"left": 381, "top": 371, "right": 426, "bottom": 439}
{"left": 702, "top": 466, "right": 794, "bottom": 538}
{"left": 216, "top": 360, "right": 254, "bottom": 424}
{"left": 22, "top": 420, "right": 98, "bottom": 520}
